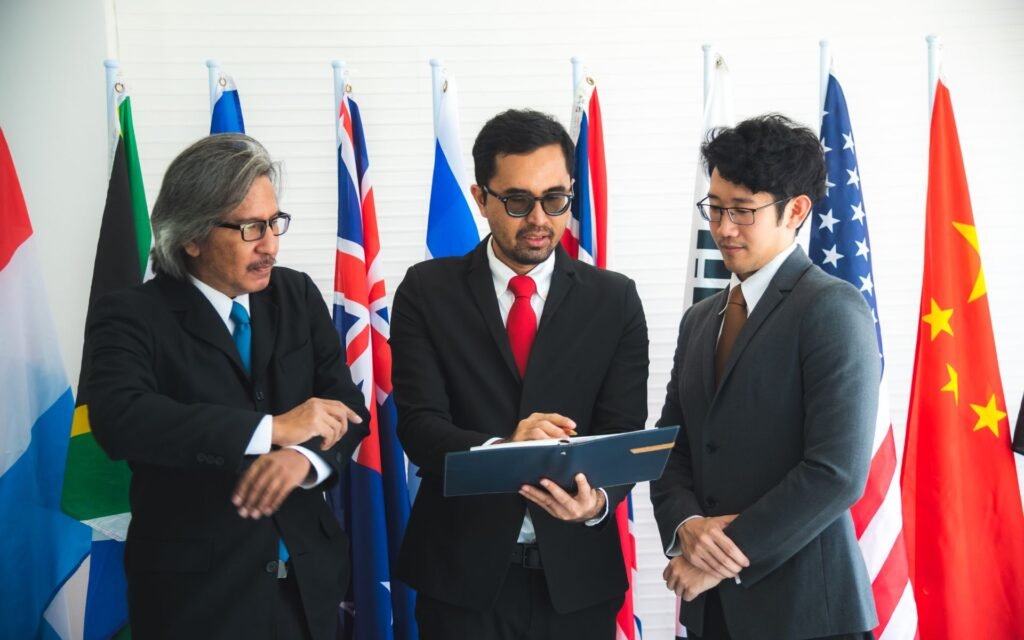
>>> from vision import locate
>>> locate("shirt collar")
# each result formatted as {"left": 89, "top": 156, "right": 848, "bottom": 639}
{"left": 486, "top": 237, "right": 555, "bottom": 301}
{"left": 188, "top": 274, "right": 250, "bottom": 326}
{"left": 726, "top": 242, "right": 798, "bottom": 316}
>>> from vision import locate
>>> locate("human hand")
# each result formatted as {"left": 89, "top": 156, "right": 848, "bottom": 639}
{"left": 273, "top": 398, "right": 363, "bottom": 450}
{"left": 507, "top": 412, "right": 577, "bottom": 442}
{"left": 232, "top": 448, "right": 311, "bottom": 519}
{"left": 519, "top": 473, "right": 605, "bottom": 522}
{"left": 677, "top": 514, "right": 749, "bottom": 579}
{"left": 663, "top": 555, "right": 722, "bottom": 602}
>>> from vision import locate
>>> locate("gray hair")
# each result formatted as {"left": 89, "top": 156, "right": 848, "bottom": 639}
{"left": 150, "top": 134, "right": 279, "bottom": 279}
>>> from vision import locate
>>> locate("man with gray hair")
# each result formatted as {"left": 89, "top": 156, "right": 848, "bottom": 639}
{"left": 85, "top": 134, "right": 369, "bottom": 640}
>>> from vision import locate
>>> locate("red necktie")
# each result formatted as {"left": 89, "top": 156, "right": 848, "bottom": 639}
{"left": 507, "top": 275, "right": 537, "bottom": 377}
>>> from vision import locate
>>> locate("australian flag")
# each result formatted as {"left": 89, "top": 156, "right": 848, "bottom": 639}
{"left": 808, "top": 73, "right": 918, "bottom": 638}
{"left": 328, "top": 86, "right": 418, "bottom": 640}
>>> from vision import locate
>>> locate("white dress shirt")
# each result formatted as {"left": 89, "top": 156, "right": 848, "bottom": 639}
{"left": 189, "top": 275, "right": 331, "bottom": 488}
{"left": 483, "top": 240, "right": 608, "bottom": 543}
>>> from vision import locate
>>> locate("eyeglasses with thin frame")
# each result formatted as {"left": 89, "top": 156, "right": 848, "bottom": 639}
{"left": 480, "top": 185, "right": 574, "bottom": 217}
{"left": 217, "top": 212, "right": 292, "bottom": 242}
{"left": 696, "top": 197, "right": 791, "bottom": 226}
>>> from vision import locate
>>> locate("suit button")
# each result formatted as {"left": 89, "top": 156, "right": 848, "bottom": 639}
{"left": 265, "top": 560, "right": 278, "bottom": 574}
{"left": 196, "top": 453, "right": 206, "bottom": 463}
{"left": 215, "top": 456, "right": 224, "bottom": 466}
{"left": 706, "top": 496, "right": 718, "bottom": 509}
{"left": 255, "top": 391, "right": 265, "bottom": 402}
{"left": 705, "top": 441, "right": 719, "bottom": 453}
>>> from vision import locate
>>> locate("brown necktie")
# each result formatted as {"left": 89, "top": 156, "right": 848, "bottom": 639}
{"left": 715, "top": 284, "right": 747, "bottom": 386}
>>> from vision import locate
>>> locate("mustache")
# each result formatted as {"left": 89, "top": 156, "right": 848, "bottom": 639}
{"left": 517, "top": 225, "right": 552, "bottom": 239}
{"left": 247, "top": 256, "right": 277, "bottom": 271}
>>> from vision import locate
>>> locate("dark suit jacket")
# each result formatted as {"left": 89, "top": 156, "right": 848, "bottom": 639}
{"left": 85, "top": 267, "right": 369, "bottom": 640}
{"left": 390, "top": 240, "right": 648, "bottom": 614}
{"left": 650, "top": 247, "right": 880, "bottom": 640}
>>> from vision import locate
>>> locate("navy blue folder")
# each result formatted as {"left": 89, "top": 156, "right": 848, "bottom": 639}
{"left": 443, "top": 426, "right": 680, "bottom": 497}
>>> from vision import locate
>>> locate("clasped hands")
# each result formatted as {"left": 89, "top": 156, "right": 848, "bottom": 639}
{"left": 665, "top": 514, "right": 750, "bottom": 601}
{"left": 511, "top": 413, "right": 606, "bottom": 523}
{"left": 233, "top": 397, "right": 363, "bottom": 520}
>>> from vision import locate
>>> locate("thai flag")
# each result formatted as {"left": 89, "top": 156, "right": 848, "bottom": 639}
{"left": 563, "top": 74, "right": 641, "bottom": 640}
{"left": 809, "top": 72, "right": 918, "bottom": 639}
{"left": 328, "top": 85, "right": 417, "bottom": 640}
{"left": 0, "top": 128, "right": 91, "bottom": 639}
{"left": 210, "top": 70, "right": 245, "bottom": 134}
{"left": 425, "top": 73, "right": 479, "bottom": 260}
{"left": 562, "top": 76, "right": 607, "bottom": 268}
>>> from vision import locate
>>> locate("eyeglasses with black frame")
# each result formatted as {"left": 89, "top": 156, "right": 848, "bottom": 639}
{"left": 480, "top": 185, "right": 574, "bottom": 217}
{"left": 217, "top": 212, "right": 292, "bottom": 242}
{"left": 696, "top": 197, "right": 791, "bottom": 226}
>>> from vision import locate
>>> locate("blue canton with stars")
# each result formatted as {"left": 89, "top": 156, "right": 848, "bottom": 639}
{"left": 809, "top": 74, "right": 886, "bottom": 373}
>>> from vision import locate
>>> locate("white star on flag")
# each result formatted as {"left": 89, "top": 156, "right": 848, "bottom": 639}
{"left": 818, "top": 209, "right": 839, "bottom": 232}
{"left": 821, "top": 137, "right": 833, "bottom": 154}
{"left": 850, "top": 202, "right": 866, "bottom": 224}
{"left": 842, "top": 132, "right": 855, "bottom": 151}
{"left": 822, "top": 245, "right": 844, "bottom": 268}
{"left": 825, "top": 176, "right": 836, "bottom": 196}
{"left": 856, "top": 238, "right": 870, "bottom": 259}
{"left": 858, "top": 273, "right": 874, "bottom": 296}
{"left": 846, "top": 168, "right": 860, "bottom": 188}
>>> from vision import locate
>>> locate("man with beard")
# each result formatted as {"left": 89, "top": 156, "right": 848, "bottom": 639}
{"left": 85, "top": 134, "right": 369, "bottom": 639}
{"left": 391, "top": 109, "right": 649, "bottom": 639}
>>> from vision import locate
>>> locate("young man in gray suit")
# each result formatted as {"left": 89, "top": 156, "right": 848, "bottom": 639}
{"left": 651, "top": 114, "right": 880, "bottom": 640}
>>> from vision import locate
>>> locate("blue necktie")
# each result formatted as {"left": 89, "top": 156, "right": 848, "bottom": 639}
{"left": 230, "top": 302, "right": 289, "bottom": 568}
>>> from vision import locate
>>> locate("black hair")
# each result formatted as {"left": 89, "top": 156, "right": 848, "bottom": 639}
{"left": 472, "top": 109, "right": 574, "bottom": 187}
{"left": 701, "top": 113, "right": 826, "bottom": 222}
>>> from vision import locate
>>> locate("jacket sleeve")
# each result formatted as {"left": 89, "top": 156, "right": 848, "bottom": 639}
{"left": 725, "top": 282, "right": 880, "bottom": 587}
{"left": 649, "top": 309, "right": 704, "bottom": 553}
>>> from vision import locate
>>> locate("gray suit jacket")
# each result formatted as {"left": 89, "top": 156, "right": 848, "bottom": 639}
{"left": 650, "top": 247, "right": 879, "bottom": 640}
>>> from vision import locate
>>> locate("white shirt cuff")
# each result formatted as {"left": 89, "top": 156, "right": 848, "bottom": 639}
{"left": 584, "top": 489, "right": 610, "bottom": 526}
{"left": 245, "top": 415, "right": 273, "bottom": 454}
{"left": 482, "top": 437, "right": 503, "bottom": 446}
{"left": 288, "top": 445, "right": 334, "bottom": 489}
{"left": 666, "top": 515, "right": 704, "bottom": 556}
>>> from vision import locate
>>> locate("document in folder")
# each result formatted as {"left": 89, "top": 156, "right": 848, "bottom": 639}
{"left": 443, "top": 426, "right": 680, "bottom": 497}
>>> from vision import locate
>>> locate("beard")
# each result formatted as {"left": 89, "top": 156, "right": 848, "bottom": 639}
{"left": 494, "top": 225, "right": 556, "bottom": 266}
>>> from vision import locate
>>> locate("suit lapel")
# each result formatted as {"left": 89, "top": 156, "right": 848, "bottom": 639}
{"left": 466, "top": 240, "right": 520, "bottom": 381}
{"left": 717, "top": 247, "right": 813, "bottom": 389}
{"left": 529, "top": 246, "right": 576, "bottom": 375}
{"left": 160, "top": 275, "right": 248, "bottom": 378}
{"left": 250, "top": 283, "right": 279, "bottom": 381}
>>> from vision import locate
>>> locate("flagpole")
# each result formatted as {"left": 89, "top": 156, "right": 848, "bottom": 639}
{"left": 819, "top": 40, "right": 831, "bottom": 118}
{"left": 429, "top": 59, "right": 444, "bottom": 136}
{"left": 702, "top": 44, "right": 714, "bottom": 105}
{"left": 926, "top": 34, "right": 941, "bottom": 115}
{"left": 205, "top": 59, "right": 221, "bottom": 115}
{"left": 104, "top": 59, "right": 120, "bottom": 167}
{"left": 332, "top": 60, "right": 347, "bottom": 129}
{"left": 571, "top": 56, "right": 584, "bottom": 91}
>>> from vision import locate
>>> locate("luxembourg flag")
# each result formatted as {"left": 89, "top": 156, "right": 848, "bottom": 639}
{"left": 209, "top": 67, "right": 245, "bottom": 134}
{"left": 0, "top": 128, "right": 91, "bottom": 639}
{"left": 562, "top": 74, "right": 607, "bottom": 268}
{"left": 328, "top": 74, "right": 417, "bottom": 640}
{"left": 425, "top": 70, "right": 479, "bottom": 260}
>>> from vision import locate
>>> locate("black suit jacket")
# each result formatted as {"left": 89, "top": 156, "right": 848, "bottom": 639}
{"left": 85, "top": 267, "right": 369, "bottom": 640}
{"left": 650, "top": 248, "right": 879, "bottom": 640}
{"left": 390, "top": 240, "right": 648, "bottom": 614}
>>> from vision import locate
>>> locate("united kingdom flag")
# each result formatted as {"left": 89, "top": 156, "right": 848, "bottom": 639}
{"left": 328, "top": 81, "right": 418, "bottom": 640}
{"left": 808, "top": 72, "right": 918, "bottom": 640}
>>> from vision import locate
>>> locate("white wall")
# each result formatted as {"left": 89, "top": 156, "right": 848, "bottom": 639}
{"left": 4, "top": 0, "right": 1023, "bottom": 637}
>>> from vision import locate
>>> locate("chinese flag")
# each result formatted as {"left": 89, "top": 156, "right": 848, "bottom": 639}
{"left": 901, "top": 79, "right": 1024, "bottom": 639}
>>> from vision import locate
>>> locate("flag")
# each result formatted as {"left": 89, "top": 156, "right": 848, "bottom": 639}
{"left": 562, "top": 75, "right": 607, "bottom": 268}
{"left": 809, "top": 73, "right": 918, "bottom": 639}
{"left": 684, "top": 55, "right": 733, "bottom": 308}
{"left": 0, "top": 128, "right": 91, "bottom": 639}
{"left": 328, "top": 84, "right": 418, "bottom": 640}
{"left": 675, "top": 54, "right": 735, "bottom": 639}
{"left": 210, "top": 69, "right": 245, "bottom": 134}
{"left": 901, "top": 78, "right": 1024, "bottom": 639}
{"left": 60, "top": 77, "right": 150, "bottom": 640}
{"left": 561, "top": 72, "right": 641, "bottom": 640}
{"left": 425, "top": 72, "right": 478, "bottom": 260}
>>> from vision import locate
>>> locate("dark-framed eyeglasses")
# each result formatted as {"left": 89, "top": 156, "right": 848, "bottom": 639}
{"left": 217, "top": 212, "right": 291, "bottom": 241}
{"left": 696, "top": 197, "right": 791, "bottom": 226}
{"left": 480, "top": 185, "right": 574, "bottom": 217}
